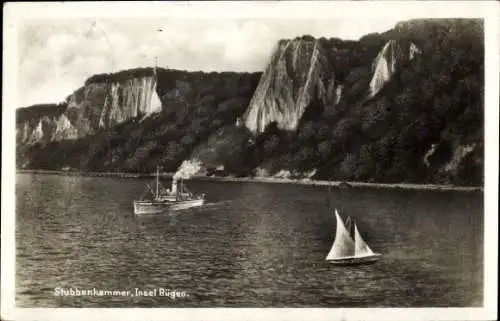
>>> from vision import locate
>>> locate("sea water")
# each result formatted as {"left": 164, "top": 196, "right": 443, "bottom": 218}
{"left": 15, "top": 173, "right": 483, "bottom": 307}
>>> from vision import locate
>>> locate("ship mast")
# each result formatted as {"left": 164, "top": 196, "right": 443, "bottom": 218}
{"left": 156, "top": 166, "right": 159, "bottom": 199}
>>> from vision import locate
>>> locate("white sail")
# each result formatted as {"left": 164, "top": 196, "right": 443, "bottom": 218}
{"left": 326, "top": 209, "right": 355, "bottom": 260}
{"left": 354, "top": 223, "right": 374, "bottom": 256}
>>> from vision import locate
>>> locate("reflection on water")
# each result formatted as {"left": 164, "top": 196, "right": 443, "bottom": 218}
{"left": 16, "top": 174, "right": 483, "bottom": 307}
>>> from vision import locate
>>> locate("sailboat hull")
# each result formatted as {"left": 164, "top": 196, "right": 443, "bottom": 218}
{"left": 327, "top": 254, "right": 381, "bottom": 266}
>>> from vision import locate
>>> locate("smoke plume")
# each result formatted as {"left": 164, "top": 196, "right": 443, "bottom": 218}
{"left": 173, "top": 159, "right": 202, "bottom": 180}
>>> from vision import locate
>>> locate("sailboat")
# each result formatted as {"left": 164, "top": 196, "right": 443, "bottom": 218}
{"left": 133, "top": 166, "right": 205, "bottom": 215}
{"left": 325, "top": 209, "right": 381, "bottom": 265}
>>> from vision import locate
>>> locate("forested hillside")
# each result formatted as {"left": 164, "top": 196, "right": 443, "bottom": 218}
{"left": 16, "top": 19, "right": 484, "bottom": 186}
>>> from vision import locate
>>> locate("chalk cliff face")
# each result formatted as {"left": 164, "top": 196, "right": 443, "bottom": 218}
{"left": 17, "top": 74, "right": 162, "bottom": 144}
{"left": 65, "top": 75, "right": 162, "bottom": 136}
{"left": 243, "top": 38, "right": 338, "bottom": 133}
{"left": 98, "top": 75, "right": 162, "bottom": 128}
{"left": 242, "top": 37, "right": 420, "bottom": 134}
{"left": 16, "top": 114, "right": 79, "bottom": 144}
{"left": 16, "top": 119, "right": 43, "bottom": 144}
{"left": 425, "top": 140, "right": 481, "bottom": 182}
{"left": 368, "top": 40, "right": 420, "bottom": 98}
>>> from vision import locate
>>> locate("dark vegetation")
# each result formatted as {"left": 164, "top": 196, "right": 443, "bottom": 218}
{"left": 17, "top": 19, "right": 484, "bottom": 186}
{"left": 16, "top": 103, "right": 67, "bottom": 124}
{"left": 243, "top": 19, "right": 483, "bottom": 186}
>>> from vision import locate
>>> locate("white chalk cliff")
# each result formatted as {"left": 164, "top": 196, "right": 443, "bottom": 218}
{"left": 18, "top": 74, "right": 162, "bottom": 144}
{"left": 243, "top": 38, "right": 338, "bottom": 134}
{"left": 98, "top": 75, "right": 162, "bottom": 128}
{"left": 368, "top": 40, "right": 421, "bottom": 98}
{"left": 16, "top": 114, "right": 79, "bottom": 144}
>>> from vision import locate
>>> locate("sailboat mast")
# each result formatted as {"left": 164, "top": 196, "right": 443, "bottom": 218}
{"left": 327, "top": 184, "right": 332, "bottom": 210}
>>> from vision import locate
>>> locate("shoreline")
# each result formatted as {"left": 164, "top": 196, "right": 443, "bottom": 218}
{"left": 16, "top": 169, "right": 483, "bottom": 192}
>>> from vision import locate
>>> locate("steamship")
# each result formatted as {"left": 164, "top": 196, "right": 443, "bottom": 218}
{"left": 133, "top": 167, "right": 205, "bottom": 215}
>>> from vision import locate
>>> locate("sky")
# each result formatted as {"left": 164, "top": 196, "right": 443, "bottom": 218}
{"left": 17, "top": 18, "right": 400, "bottom": 107}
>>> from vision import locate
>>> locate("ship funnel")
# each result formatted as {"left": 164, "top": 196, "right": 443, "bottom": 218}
{"left": 171, "top": 179, "right": 178, "bottom": 195}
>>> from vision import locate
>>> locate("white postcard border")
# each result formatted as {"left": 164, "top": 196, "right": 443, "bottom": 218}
{"left": 2, "top": 2, "right": 498, "bottom": 321}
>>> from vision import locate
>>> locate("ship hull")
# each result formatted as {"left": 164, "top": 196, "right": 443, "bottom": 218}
{"left": 133, "top": 199, "right": 204, "bottom": 215}
{"left": 327, "top": 254, "right": 381, "bottom": 266}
